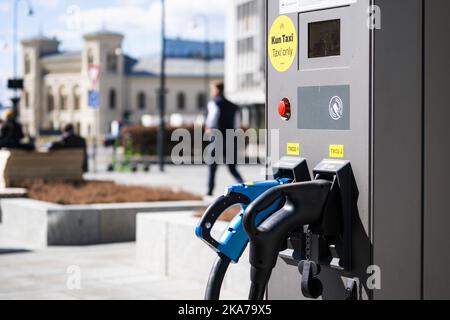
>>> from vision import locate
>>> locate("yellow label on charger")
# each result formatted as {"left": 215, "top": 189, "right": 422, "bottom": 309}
{"left": 287, "top": 143, "right": 301, "bottom": 156}
{"left": 329, "top": 145, "right": 345, "bottom": 158}
{"left": 268, "top": 15, "right": 297, "bottom": 72}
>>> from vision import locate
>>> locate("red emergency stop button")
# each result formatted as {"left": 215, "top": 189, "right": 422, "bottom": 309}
{"left": 278, "top": 98, "right": 291, "bottom": 121}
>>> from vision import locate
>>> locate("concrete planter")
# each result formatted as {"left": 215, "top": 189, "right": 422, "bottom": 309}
{"left": 0, "top": 188, "right": 27, "bottom": 223}
{"left": 0, "top": 199, "right": 207, "bottom": 249}
{"left": 136, "top": 212, "right": 250, "bottom": 298}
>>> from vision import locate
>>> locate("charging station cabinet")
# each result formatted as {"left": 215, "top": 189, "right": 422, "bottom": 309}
{"left": 265, "top": 0, "right": 450, "bottom": 300}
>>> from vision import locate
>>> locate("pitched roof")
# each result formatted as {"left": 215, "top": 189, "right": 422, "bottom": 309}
{"left": 41, "top": 51, "right": 81, "bottom": 62}
{"left": 21, "top": 35, "right": 59, "bottom": 43}
{"left": 83, "top": 30, "right": 124, "bottom": 40}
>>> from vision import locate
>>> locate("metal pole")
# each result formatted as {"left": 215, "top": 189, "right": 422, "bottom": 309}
{"left": 94, "top": 102, "right": 99, "bottom": 174}
{"left": 157, "top": 0, "right": 167, "bottom": 172}
{"left": 13, "top": 0, "right": 18, "bottom": 81}
{"left": 195, "top": 14, "right": 210, "bottom": 113}
{"left": 11, "top": 0, "right": 19, "bottom": 116}
{"left": 204, "top": 16, "right": 210, "bottom": 113}
{"left": 11, "top": 0, "right": 33, "bottom": 118}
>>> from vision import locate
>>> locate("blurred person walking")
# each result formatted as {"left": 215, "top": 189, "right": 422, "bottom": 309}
{"left": 50, "top": 124, "right": 88, "bottom": 172}
{"left": 205, "top": 81, "right": 244, "bottom": 196}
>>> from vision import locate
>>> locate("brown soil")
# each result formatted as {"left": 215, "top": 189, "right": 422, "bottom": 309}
{"left": 19, "top": 180, "right": 202, "bottom": 205}
{"left": 195, "top": 205, "right": 242, "bottom": 223}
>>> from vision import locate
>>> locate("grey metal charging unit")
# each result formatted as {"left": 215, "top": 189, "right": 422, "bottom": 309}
{"left": 265, "top": 0, "right": 450, "bottom": 300}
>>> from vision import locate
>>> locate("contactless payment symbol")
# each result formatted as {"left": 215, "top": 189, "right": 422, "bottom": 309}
{"left": 329, "top": 96, "right": 344, "bottom": 121}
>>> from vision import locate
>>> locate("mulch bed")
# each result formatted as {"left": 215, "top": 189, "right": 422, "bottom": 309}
{"left": 19, "top": 180, "right": 202, "bottom": 205}
{"left": 195, "top": 205, "right": 242, "bottom": 223}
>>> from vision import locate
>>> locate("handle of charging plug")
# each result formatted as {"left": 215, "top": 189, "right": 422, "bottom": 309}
{"left": 243, "top": 181, "right": 333, "bottom": 301}
{"left": 243, "top": 186, "right": 285, "bottom": 238}
{"left": 197, "top": 192, "right": 251, "bottom": 250}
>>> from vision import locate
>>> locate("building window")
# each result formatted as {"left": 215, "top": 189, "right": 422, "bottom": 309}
{"left": 23, "top": 91, "right": 30, "bottom": 108}
{"left": 59, "top": 86, "right": 68, "bottom": 110}
{"left": 47, "top": 89, "right": 54, "bottom": 112}
{"left": 239, "top": 73, "right": 256, "bottom": 89}
{"left": 73, "top": 86, "right": 81, "bottom": 110}
{"left": 87, "top": 49, "right": 94, "bottom": 65}
{"left": 197, "top": 92, "right": 206, "bottom": 110}
{"left": 237, "top": 37, "right": 254, "bottom": 54}
{"left": 237, "top": 1, "right": 258, "bottom": 32}
{"left": 107, "top": 51, "right": 118, "bottom": 73}
{"left": 177, "top": 92, "right": 186, "bottom": 110}
{"left": 237, "top": 1, "right": 257, "bottom": 19}
{"left": 24, "top": 54, "right": 31, "bottom": 75}
{"left": 123, "top": 110, "right": 132, "bottom": 121}
{"left": 137, "top": 92, "right": 146, "bottom": 110}
{"left": 109, "top": 89, "right": 116, "bottom": 109}
{"left": 76, "top": 122, "right": 81, "bottom": 134}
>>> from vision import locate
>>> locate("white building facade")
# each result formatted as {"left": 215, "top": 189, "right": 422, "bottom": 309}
{"left": 20, "top": 31, "right": 223, "bottom": 138}
{"left": 225, "top": 0, "right": 266, "bottom": 128}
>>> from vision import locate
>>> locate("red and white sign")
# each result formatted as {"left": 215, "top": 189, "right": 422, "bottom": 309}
{"left": 88, "top": 64, "right": 101, "bottom": 88}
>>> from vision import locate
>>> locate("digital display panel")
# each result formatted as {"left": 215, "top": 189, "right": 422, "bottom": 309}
{"left": 308, "top": 19, "right": 341, "bottom": 58}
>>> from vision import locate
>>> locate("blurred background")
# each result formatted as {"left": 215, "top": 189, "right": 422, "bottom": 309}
{"left": 0, "top": 0, "right": 266, "bottom": 171}
{"left": 0, "top": 0, "right": 267, "bottom": 300}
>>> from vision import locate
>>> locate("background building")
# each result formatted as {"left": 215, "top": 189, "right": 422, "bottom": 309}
{"left": 20, "top": 32, "right": 224, "bottom": 138}
{"left": 225, "top": 0, "right": 266, "bottom": 128}
{"left": 165, "top": 38, "right": 224, "bottom": 59}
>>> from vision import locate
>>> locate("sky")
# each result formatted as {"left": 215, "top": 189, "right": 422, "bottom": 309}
{"left": 0, "top": 0, "right": 227, "bottom": 106}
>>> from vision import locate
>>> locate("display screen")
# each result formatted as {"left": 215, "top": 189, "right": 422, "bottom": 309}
{"left": 308, "top": 19, "right": 341, "bottom": 58}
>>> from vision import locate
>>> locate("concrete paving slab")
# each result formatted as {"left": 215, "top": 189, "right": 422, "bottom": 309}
{"left": 0, "top": 243, "right": 245, "bottom": 300}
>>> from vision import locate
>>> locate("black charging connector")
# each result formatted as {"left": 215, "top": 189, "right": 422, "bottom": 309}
{"left": 244, "top": 159, "right": 359, "bottom": 300}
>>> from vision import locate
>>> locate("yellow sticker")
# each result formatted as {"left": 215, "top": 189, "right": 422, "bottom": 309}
{"left": 268, "top": 15, "right": 297, "bottom": 72}
{"left": 329, "top": 145, "right": 345, "bottom": 159}
{"left": 287, "top": 143, "right": 300, "bottom": 156}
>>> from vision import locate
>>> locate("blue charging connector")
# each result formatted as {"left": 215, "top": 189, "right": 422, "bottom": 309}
{"left": 195, "top": 157, "right": 311, "bottom": 300}
{"left": 196, "top": 158, "right": 310, "bottom": 300}
{"left": 195, "top": 178, "right": 291, "bottom": 263}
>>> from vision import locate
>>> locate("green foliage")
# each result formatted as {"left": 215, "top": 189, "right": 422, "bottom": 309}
{"left": 121, "top": 125, "right": 204, "bottom": 156}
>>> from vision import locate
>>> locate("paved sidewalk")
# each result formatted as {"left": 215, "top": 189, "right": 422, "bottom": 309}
{"left": 85, "top": 164, "right": 266, "bottom": 198}
{"left": 0, "top": 243, "right": 245, "bottom": 300}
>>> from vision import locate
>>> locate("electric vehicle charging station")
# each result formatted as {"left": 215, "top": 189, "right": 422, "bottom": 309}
{"left": 196, "top": 0, "right": 449, "bottom": 301}
{"left": 264, "top": 0, "right": 450, "bottom": 300}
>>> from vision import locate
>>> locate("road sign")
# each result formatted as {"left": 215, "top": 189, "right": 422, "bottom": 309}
{"left": 7, "top": 79, "right": 23, "bottom": 90}
{"left": 88, "top": 64, "right": 101, "bottom": 88}
{"left": 88, "top": 90, "right": 100, "bottom": 109}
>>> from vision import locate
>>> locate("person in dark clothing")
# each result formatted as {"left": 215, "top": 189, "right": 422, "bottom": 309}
{"left": 0, "top": 110, "right": 25, "bottom": 149}
{"left": 50, "top": 124, "right": 88, "bottom": 172}
{"left": 205, "top": 81, "right": 244, "bottom": 196}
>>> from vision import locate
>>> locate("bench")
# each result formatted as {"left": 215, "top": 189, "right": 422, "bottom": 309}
{"left": 0, "top": 149, "right": 85, "bottom": 188}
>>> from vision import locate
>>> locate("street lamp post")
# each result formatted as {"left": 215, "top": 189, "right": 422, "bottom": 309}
{"left": 194, "top": 14, "right": 210, "bottom": 114}
{"left": 11, "top": 0, "right": 34, "bottom": 117}
{"left": 157, "top": 0, "right": 167, "bottom": 172}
